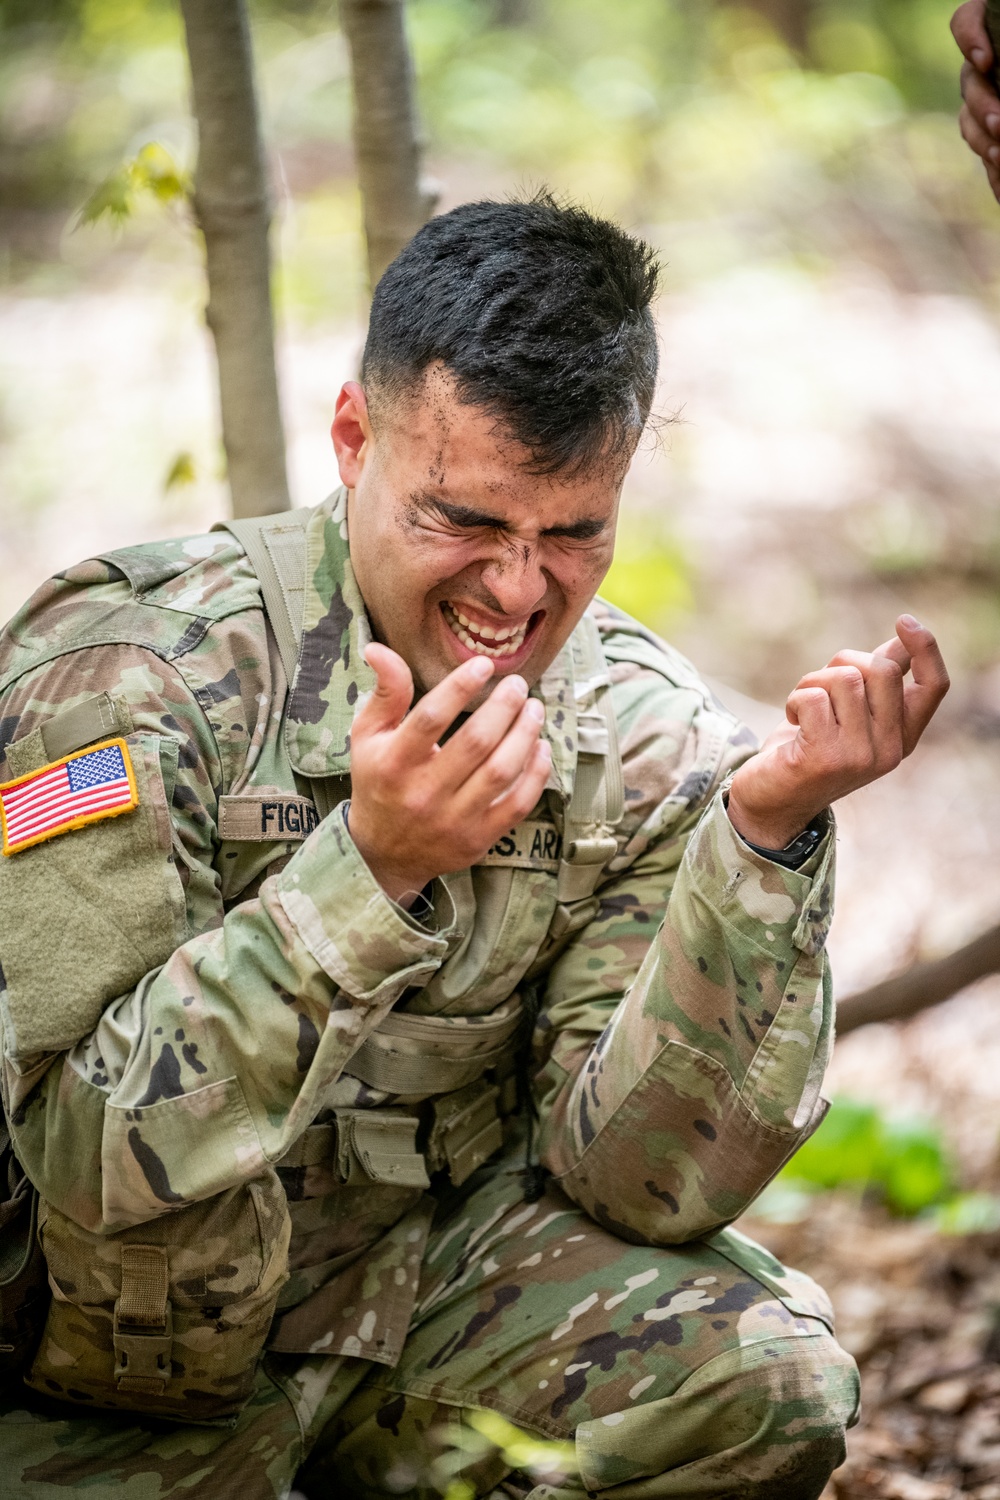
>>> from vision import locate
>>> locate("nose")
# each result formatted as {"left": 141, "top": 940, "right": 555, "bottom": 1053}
{"left": 479, "top": 544, "right": 547, "bottom": 619}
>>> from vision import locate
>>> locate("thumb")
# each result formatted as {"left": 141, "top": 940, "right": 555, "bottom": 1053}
{"left": 354, "top": 642, "right": 414, "bottom": 736}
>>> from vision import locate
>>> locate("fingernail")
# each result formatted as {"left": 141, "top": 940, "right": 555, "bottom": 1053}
{"left": 469, "top": 655, "right": 493, "bottom": 678}
{"left": 900, "top": 613, "right": 923, "bottom": 630}
{"left": 506, "top": 675, "right": 528, "bottom": 698}
{"left": 525, "top": 698, "right": 545, "bottom": 723}
{"left": 974, "top": 47, "right": 989, "bottom": 68}
{"left": 988, "top": 113, "right": 1000, "bottom": 136}
{"left": 990, "top": 145, "right": 1000, "bottom": 164}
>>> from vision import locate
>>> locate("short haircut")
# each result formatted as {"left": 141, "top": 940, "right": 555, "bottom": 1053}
{"left": 362, "top": 194, "right": 660, "bottom": 476}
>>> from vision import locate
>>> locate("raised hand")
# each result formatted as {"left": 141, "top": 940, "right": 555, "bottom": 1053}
{"left": 952, "top": 0, "right": 1000, "bottom": 202}
{"left": 347, "top": 643, "right": 552, "bottom": 904}
{"left": 727, "top": 616, "right": 950, "bottom": 852}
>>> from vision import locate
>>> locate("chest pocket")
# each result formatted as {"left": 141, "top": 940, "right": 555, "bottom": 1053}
{"left": 416, "top": 859, "right": 561, "bottom": 1018}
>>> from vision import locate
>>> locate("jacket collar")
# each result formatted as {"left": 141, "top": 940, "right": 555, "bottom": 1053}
{"left": 284, "top": 487, "right": 580, "bottom": 802}
{"left": 284, "top": 489, "right": 374, "bottom": 778}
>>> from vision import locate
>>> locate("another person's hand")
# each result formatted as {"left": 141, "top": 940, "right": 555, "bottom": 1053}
{"left": 952, "top": 0, "right": 1000, "bottom": 202}
{"left": 727, "top": 616, "right": 949, "bottom": 853}
{"left": 348, "top": 645, "right": 552, "bottom": 904}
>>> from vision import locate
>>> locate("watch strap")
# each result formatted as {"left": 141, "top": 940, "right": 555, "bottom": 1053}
{"left": 740, "top": 821, "right": 824, "bottom": 870}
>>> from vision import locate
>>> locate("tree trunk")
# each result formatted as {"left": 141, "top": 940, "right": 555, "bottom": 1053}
{"left": 836, "top": 921, "right": 1000, "bottom": 1037}
{"left": 340, "top": 0, "right": 434, "bottom": 293}
{"left": 179, "top": 0, "right": 290, "bottom": 518}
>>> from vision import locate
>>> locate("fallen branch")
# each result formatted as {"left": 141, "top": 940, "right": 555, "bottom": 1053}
{"left": 836, "top": 921, "right": 1000, "bottom": 1036}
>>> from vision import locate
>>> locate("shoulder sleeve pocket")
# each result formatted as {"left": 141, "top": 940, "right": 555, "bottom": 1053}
{"left": 0, "top": 733, "right": 189, "bottom": 1060}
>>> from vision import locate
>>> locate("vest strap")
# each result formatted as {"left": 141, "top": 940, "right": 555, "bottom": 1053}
{"left": 555, "top": 614, "right": 624, "bottom": 907}
{"left": 347, "top": 1035, "right": 515, "bottom": 1096}
{"left": 113, "top": 1244, "right": 173, "bottom": 1395}
{"left": 219, "top": 510, "right": 311, "bottom": 685}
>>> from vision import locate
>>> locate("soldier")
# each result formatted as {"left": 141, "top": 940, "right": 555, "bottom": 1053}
{"left": 0, "top": 196, "right": 948, "bottom": 1499}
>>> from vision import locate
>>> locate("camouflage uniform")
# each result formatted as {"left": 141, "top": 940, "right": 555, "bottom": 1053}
{"left": 0, "top": 492, "right": 858, "bottom": 1498}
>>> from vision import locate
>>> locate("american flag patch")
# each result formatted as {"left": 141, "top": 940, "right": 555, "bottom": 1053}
{"left": 0, "top": 738, "right": 138, "bottom": 856}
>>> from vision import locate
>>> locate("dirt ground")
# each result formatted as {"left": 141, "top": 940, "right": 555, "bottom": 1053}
{"left": 739, "top": 1200, "right": 1000, "bottom": 1500}
{"left": 727, "top": 734, "right": 1000, "bottom": 1500}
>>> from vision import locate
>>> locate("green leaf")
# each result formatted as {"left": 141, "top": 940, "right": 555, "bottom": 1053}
{"left": 77, "top": 165, "right": 135, "bottom": 228}
{"left": 783, "top": 1097, "right": 883, "bottom": 1190}
{"left": 76, "top": 143, "right": 189, "bottom": 231}
{"left": 878, "top": 1116, "right": 951, "bottom": 1215}
{"left": 131, "top": 142, "right": 189, "bottom": 204}
{"left": 465, "top": 1409, "right": 577, "bottom": 1477}
{"left": 770, "top": 1097, "right": 953, "bottom": 1217}
{"left": 163, "top": 452, "right": 196, "bottom": 491}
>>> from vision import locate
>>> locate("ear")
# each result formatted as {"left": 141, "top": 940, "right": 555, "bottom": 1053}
{"left": 331, "top": 381, "right": 372, "bottom": 489}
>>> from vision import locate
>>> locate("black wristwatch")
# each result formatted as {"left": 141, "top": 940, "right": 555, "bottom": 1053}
{"left": 739, "top": 821, "right": 824, "bottom": 870}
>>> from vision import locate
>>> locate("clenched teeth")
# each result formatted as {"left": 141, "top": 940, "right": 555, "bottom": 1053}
{"left": 443, "top": 602, "right": 529, "bottom": 658}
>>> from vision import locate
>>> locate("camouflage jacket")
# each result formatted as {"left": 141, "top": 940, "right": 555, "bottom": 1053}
{"left": 0, "top": 491, "right": 835, "bottom": 1373}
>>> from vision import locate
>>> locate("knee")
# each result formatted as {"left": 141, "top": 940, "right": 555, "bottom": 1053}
{"left": 729, "top": 1331, "right": 860, "bottom": 1493}
{"left": 575, "top": 1330, "right": 860, "bottom": 1500}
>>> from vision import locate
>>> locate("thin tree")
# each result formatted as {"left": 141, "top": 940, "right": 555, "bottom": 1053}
{"left": 340, "top": 0, "right": 436, "bottom": 293}
{"left": 179, "top": 0, "right": 290, "bottom": 518}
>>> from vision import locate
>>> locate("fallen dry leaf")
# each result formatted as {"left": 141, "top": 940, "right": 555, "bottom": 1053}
{"left": 737, "top": 1199, "right": 1000, "bottom": 1498}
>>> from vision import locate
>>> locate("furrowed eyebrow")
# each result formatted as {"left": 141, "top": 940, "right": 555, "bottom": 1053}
{"left": 418, "top": 495, "right": 607, "bottom": 541}
{"left": 423, "top": 497, "right": 508, "bottom": 530}
{"left": 542, "top": 516, "right": 608, "bottom": 540}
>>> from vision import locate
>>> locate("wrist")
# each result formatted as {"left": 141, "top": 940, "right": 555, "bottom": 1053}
{"left": 356, "top": 848, "right": 435, "bottom": 908}
{"left": 725, "top": 790, "right": 815, "bottom": 852}
{"left": 344, "top": 803, "right": 435, "bottom": 907}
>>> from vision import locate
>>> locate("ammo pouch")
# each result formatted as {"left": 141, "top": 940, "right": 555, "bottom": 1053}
{"left": 342, "top": 997, "right": 524, "bottom": 1188}
{"left": 280, "top": 1078, "right": 510, "bottom": 1196}
{"left": 276, "top": 997, "right": 526, "bottom": 1196}
{"left": 25, "top": 1170, "right": 290, "bottom": 1426}
{"left": 0, "top": 1117, "right": 48, "bottom": 1390}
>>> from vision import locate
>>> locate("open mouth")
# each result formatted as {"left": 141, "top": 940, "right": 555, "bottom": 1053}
{"left": 441, "top": 601, "right": 538, "bottom": 659}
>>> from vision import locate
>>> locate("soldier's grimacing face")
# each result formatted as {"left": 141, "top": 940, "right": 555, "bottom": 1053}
{"left": 332, "top": 367, "right": 624, "bottom": 699}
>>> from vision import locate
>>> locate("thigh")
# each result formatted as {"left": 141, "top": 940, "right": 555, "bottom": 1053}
{"left": 305, "top": 1156, "right": 856, "bottom": 1498}
{"left": 0, "top": 1360, "right": 304, "bottom": 1500}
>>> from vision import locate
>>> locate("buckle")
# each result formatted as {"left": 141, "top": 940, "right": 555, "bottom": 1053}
{"left": 113, "top": 1302, "right": 173, "bottom": 1392}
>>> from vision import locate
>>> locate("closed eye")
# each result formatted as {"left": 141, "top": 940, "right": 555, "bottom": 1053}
{"left": 417, "top": 495, "right": 607, "bottom": 542}
{"left": 543, "top": 518, "right": 607, "bottom": 541}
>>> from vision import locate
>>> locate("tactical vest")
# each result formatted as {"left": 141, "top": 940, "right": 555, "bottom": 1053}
{"left": 2, "top": 506, "right": 627, "bottom": 1424}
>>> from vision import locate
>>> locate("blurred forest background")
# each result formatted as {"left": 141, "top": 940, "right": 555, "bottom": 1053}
{"left": 4, "top": 1, "right": 1000, "bottom": 1493}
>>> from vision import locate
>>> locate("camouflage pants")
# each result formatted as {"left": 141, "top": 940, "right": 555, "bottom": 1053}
{"left": 0, "top": 1154, "right": 859, "bottom": 1500}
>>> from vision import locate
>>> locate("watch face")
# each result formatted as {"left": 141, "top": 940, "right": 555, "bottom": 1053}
{"left": 784, "top": 828, "right": 822, "bottom": 865}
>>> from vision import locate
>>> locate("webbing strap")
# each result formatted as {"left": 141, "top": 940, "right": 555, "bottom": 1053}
{"left": 275, "top": 1123, "right": 336, "bottom": 1171}
{"left": 555, "top": 614, "right": 624, "bottom": 905}
{"left": 221, "top": 510, "right": 311, "bottom": 686}
{"left": 348, "top": 1036, "right": 515, "bottom": 1096}
{"left": 114, "top": 1244, "right": 172, "bottom": 1395}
